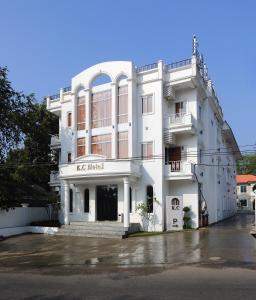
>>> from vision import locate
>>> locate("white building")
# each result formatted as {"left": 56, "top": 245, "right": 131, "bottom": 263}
{"left": 236, "top": 175, "right": 256, "bottom": 211}
{"left": 47, "top": 36, "right": 241, "bottom": 236}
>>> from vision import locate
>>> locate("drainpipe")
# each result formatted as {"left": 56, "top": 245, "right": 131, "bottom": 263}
{"left": 192, "top": 163, "right": 208, "bottom": 227}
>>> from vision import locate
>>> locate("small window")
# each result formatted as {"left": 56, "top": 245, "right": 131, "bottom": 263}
{"left": 129, "top": 187, "right": 132, "bottom": 213}
{"left": 240, "top": 185, "right": 247, "bottom": 193}
{"left": 146, "top": 185, "right": 153, "bottom": 213}
{"left": 240, "top": 199, "right": 247, "bottom": 207}
{"left": 84, "top": 189, "right": 89, "bottom": 213}
{"left": 68, "top": 152, "right": 71, "bottom": 163}
{"left": 67, "top": 112, "right": 72, "bottom": 127}
{"left": 69, "top": 189, "right": 73, "bottom": 213}
{"left": 141, "top": 142, "right": 153, "bottom": 160}
{"left": 142, "top": 94, "right": 153, "bottom": 114}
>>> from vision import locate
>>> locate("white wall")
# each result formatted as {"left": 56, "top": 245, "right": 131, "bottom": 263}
{"left": 0, "top": 207, "right": 48, "bottom": 229}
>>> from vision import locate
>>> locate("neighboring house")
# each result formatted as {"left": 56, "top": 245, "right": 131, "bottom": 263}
{"left": 46, "top": 36, "right": 241, "bottom": 235}
{"left": 236, "top": 175, "right": 256, "bottom": 211}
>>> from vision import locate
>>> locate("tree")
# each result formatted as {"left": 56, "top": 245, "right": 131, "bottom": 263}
{"left": 0, "top": 66, "right": 59, "bottom": 210}
{"left": 237, "top": 155, "right": 256, "bottom": 175}
{"left": 0, "top": 67, "right": 33, "bottom": 162}
{"left": 8, "top": 101, "right": 59, "bottom": 191}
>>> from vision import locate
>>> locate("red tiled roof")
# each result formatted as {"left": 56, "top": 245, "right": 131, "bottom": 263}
{"left": 236, "top": 175, "right": 256, "bottom": 184}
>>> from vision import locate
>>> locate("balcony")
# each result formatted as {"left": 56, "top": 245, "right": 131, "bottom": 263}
{"left": 164, "top": 113, "right": 196, "bottom": 135}
{"left": 49, "top": 170, "right": 60, "bottom": 186}
{"left": 50, "top": 135, "right": 61, "bottom": 149}
{"left": 165, "top": 161, "right": 194, "bottom": 180}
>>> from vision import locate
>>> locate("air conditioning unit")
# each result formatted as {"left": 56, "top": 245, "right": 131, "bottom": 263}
{"left": 164, "top": 85, "right": 175, "bottom": 100}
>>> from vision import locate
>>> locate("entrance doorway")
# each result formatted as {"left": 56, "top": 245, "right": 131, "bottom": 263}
{"left": 96, "top": 185, "right": 118, "bottom": 221}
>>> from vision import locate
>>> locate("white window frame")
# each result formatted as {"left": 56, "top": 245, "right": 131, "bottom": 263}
{"left": 141, "top": 141, "right": 154, "bottom": 160}
{"left": 174, "top": 100, "right": 187, "bottom": 115}
{"left": 141, "top": 93, "right": 154, "bottom": 115}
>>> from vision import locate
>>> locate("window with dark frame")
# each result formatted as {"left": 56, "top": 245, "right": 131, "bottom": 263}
{"left": 68, "top": 152, "right": 71, "bottom": 163}
{"left": 240, "top": 185, "right": 247, "bottom": 193}
{"left": 146, "top": 185, "right": 153, "bottom": 213}
{"left": 84, "top": 189, "right": 89, "bottom": 213}
{"left": 129, "top": 187, "right": 132, "bottom": 213}
{"left": 69, "top": 189, "right": 73, "bottom": 213}
{"left": 240, "top": 199, "right": 247, "bottom": 207}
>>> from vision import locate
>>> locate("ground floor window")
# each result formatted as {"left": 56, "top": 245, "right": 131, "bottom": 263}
{"left": 147, "top": 185, "right": 153, "bottom": 213}
{"left": 84, "top": 189, "right": 89, "bottom": 213}
{"left": 239, "top": 199, "right": 247, "bottom": 207}
{"left": 69, "top": 189, "right": 73, "bottom": 212}
{"left": 129, "top": 187, "right": 132, "bottom": 213}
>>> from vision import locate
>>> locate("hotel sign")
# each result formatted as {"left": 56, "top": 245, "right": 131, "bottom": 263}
{"left": 77, "top": 163, "right": 104, "bottom": 171}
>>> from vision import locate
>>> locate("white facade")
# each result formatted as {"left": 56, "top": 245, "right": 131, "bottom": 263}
{"left": 236, "top": 177, "right": 256, "bottom": 211}
{"left": 47, "top": 40, "right": 241, "bottom": 232}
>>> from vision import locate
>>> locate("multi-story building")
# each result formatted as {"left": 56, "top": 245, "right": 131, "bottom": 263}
{"left": 47, "top": 36, "right": 241, "bottom": 235}
{"left": 236, "top": 175, "right": 256, "bottom": 211}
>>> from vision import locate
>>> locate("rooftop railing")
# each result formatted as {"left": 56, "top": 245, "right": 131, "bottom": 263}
{"left": 63, "top": 86, "right": 71, "bottom": 93}
{"left": 137, "top": 62, "right": 158, "bottom": 73}
{"left": 49, "top": 94, "right": 60, "bottom": 101}
{"left": 166, "top": 58, "right": 192, "bottom": 70}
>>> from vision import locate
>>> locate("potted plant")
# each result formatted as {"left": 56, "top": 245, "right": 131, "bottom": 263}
{"left": 183, "top": 206, "right": 191, "bottom": 229}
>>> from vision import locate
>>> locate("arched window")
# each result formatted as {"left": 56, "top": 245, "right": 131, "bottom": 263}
{"left": 91, "top": 89, "right": 112, "bottom": 128}
{"left": 171, "top": 198, "right": 180, "bottom": 210}
{"left": 146, "top": 185, "right": 153, "bottom": 213}
{"left": 91, "top": 74, "right": 112, "bottom": 87}
{"left": 91, "top": 74, "right": 112, "bottom": 129}
{"left": 69, "top": 189, "right": 73, "bottom": 213}
{"left": 171, "top": 198, "right": 180, "bottom": 206}
{"left": 84, "top": 189, "right": 89, "bottom": 213}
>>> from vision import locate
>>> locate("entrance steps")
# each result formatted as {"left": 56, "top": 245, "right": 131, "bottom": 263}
{"left": 56, "top": 221, "right": 127, "bottom": 239}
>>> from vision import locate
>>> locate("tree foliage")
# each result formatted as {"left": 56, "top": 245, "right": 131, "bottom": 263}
{"left": 0, "top": 67, "right": 33, "bottom": 162}
{"left": 0, "top": 66, "right": 59, "bottom": 210}
{"left": 237, "top": 155, "right": 256, "bottom": 175}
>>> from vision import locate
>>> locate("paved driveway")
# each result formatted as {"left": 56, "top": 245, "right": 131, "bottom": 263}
{"left": 1, "top": 214, "right": 256, "bottom": 300}
{"left": 0, "top": 213, "right": 256, "bottom": 274}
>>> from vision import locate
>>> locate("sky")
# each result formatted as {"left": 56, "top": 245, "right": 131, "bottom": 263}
{"left": 0, "top": 0, "right": 255, "bottom": 147}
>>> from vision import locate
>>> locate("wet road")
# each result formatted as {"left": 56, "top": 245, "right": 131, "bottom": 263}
{"left": 0, "top": 213, "right": 256, "bottom": 299}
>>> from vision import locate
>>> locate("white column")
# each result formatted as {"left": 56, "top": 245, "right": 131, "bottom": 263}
{"left": 63, "top": 180, "right": 70, "bottom": 225}
{"left": 85, "top": 88, "right": 91, "bottom": 155}
{"left": 111, "top": 82, "right": 117, "bottom": 159}
{"left": 127, "top": 78, "right": 133, "bottom": 158}
{"left": 123, "top": 177, "right": 130, "bottom": 229}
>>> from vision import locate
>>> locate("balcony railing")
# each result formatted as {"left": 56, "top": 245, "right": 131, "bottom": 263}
{"left": 165, "top": 161, "right": 193, "bottom": 178}
{"left": 137, "top": 62, "right": 158, "bottom": 73}
{"left": 63, "top": 86, "right": 71, "bottom": 93}
{"left": 166, "top": 112, "right": 195, "bottom": 127}
{"left": 166, "top": 58, "right": 191, "bottom": 70}
{"left": 50, "top": 135, "right": 61, "bottom": 148}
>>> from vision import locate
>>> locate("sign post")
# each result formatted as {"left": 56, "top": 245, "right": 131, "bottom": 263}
{"left": 166, "top": 196, "right": 183, "bottom": 231}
